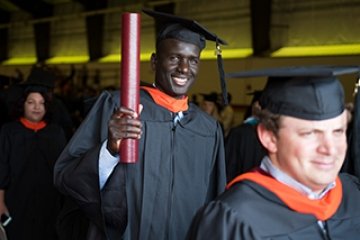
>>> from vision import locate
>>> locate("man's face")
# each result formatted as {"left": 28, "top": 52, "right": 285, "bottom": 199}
{"left": 151, "top": 38, "right": 201, "bottom": 98}
{"left": 266, "top": 111, "right": 348, "bottom": 193}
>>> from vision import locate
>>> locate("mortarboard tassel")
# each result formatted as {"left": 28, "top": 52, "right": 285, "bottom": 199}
{"left": 349, "top": 74, "right": 360, "bottom": 179}
{"left": 216, "top": 41, "right": 228, "bottom": 106}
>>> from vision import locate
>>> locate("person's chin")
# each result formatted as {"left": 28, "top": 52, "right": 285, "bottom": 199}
{"left": 28, "top": 117, "right": 43, "bottom": 123}
{"left": 173, "top": 87, "right": 189, "bottom": 96}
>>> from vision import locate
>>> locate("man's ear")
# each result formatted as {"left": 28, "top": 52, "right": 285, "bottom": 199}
{"left": 257, "top": 124, "right": 278, "bottom": 153}
{"left": 150, "top": 53, "right": 156, "bottom": 71}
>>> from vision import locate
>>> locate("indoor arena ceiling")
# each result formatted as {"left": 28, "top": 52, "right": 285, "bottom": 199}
{"left": 1, "top": 0, "right": 360, "bottom": 65}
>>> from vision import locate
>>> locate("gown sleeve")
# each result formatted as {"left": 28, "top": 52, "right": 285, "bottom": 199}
{"left": 53, "top": 91, "right": 127, "bottom": 237}
{"left": 207, "top": 121, "right": 227, "bottom": 200}
{"left": 0, "top": 125, "right": 11, "bottom": 189}
{"left": 186, "top": 201, "right": 261, "bottom": 240}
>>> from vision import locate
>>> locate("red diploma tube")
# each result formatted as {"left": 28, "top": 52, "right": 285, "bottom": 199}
{"left": 120, "top": 13, "right": 141, "bottom": 163}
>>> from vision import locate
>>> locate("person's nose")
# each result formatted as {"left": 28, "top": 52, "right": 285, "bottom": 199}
{"left": 318, "top": 134, "right": 337, "bottom": 155}
{"left": 34, "top": 102, "right": 42, "bottom": 110}
{"left": 177, "top": 58, "right": 189, "bottom": 74}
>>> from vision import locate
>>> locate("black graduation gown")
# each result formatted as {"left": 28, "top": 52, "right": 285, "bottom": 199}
{"left": 186, "top": 173, "right": 360, "bottom": 240}
{"left": 224, "top": 123, "right": 266, "bottom": 182}
{"left": 0, "top": 121, "right": 67, "bottom": 240}
{"left": 54, "top": 90, "right": 227, "bottom": 240}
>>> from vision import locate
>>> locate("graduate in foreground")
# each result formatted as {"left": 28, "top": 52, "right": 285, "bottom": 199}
{"left": 187, "top": 66, "right": 360, "bottom": 239}
{"left": 54, "top": 9, "right": 227, "bottom": 240}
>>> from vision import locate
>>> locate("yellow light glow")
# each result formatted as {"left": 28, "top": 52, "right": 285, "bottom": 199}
{"left": 202, "top": 48, "right": 253, "bottom": 59}
{"left": 98, "top": 48, "right": 253, "bottom": 63}
{"left": 98, "top": 53, "right": 153, "bottom": 63}
{"left": 98, "top": 54, "right": 120, "bottom": 63}
{"left": 46, "top": 56, "right": 89, "bottom": 64}
{"left": 98, "top": 52, "right": 152, "bottom": 63}
{"left": 2, "top": 57, "right": 37, "bottom": 65}
{"left": 3, "top": 45, "right": 360, "bottom": 65}
{"left": 271, "top": 44, "right": 360, "bottom": 57}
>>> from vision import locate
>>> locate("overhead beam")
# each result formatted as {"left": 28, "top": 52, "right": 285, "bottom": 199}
{"left": 76, "top": 0, "right": 107, "bottom": 61}
{"left": 9, "top": 0, "right": 53, "bottom": 63}
{"left": 8, "top": 0, "right": 52, "bottom": 17}
{"left": 0, "top": 9, "right": 10, "bottom": 62}
{"left": 33, "top": 21, "right": 51, "bottom": 63}
{"left": 153, "top": 2, "right": 175, "bottom": 43}
{"left": 250, "top": 0, "right": 272, "bottom": 56}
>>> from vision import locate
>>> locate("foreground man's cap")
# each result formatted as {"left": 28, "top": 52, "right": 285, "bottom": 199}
{"left": 226, "top": 65, "right": 360, "bottom": 120}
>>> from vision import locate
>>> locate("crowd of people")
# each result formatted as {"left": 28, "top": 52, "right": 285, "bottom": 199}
{"left": 1, "top": 9, "right": 360, "bottom": 240}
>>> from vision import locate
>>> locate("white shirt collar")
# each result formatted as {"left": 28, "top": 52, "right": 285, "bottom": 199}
{"left": 260, "top": 156, "right": 336, "bottom": 199}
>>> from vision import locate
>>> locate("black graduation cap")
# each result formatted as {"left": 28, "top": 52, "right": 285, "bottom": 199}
{"left": 143, "top": 8, "right": 227, "bottom": 49}
{"left": 142, "top": 8, "right": 229, "bottom": 105}
{"left": 201, "top": 92, "right": 219, "bottom": 103}
{"left": 226, "top": 65, "right": 360, "bottom": 120}
{"left": 0, "top": 74, "right": 11, "bottom": 87}
{"left": 22, "top": 66, "right": 56, "bottom": 89}
{"left": 246, "top": 90, "right": 263, "bottom": 103}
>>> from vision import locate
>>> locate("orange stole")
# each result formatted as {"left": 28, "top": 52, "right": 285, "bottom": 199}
{"left": 227, "top": 170, "right": 342, "bottom": 221}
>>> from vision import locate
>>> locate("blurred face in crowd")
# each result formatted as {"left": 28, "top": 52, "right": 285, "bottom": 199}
{"left": 258, "top": 111, "right": 348, "bottom": 193}
{"left": 24, "top": 92, "right": 46, "bottom": 123}
{"left": 152, "top": 38, "right": 201, "bottom": 98}
{"left": 201, "top": 100, "right": 217, "bottom": 115}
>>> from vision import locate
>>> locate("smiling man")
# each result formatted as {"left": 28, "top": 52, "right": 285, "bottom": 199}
{"left": 187, "top": 66, "right": 360, "bottom": 239}
{"left": 54, "top": 9, "right": 227, "bottom": 240}
{"left": 152, "top": 38, "right": 200, "bottom": 97}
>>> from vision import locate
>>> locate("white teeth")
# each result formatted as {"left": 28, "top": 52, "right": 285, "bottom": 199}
{"left": 173, "top": 77, "right": 187, "bottom": 86}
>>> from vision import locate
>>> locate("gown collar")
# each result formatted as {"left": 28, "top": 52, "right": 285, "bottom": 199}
{"left": 141, "top": 86, "right": 188, "bottom": 113}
